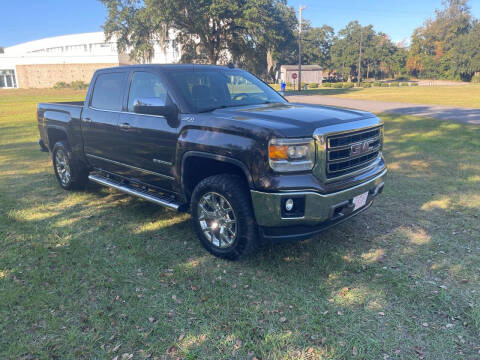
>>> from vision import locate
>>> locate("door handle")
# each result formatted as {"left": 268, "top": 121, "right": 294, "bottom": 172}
{"left": 119, "top": 122, "right": 131, "bottom": 130}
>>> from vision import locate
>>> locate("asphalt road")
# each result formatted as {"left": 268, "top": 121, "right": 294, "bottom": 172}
{"left": 286, "top": 95, "right": 480, "bottom": 125}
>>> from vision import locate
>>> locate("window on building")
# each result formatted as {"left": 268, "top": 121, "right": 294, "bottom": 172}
{"left": 0, "top": 70, "right": 17, "bottom": 89}
{"left": 89, "top": 43, "right": 117, "bottom": 53}
{"left": 45, "top": 46, "right": 64, "bottom": 53}
{"left": 90, "top": 73, "right": 125, "bottom": 111}
{"left": 65, "top": 44, "right": 87, "bottom": 52}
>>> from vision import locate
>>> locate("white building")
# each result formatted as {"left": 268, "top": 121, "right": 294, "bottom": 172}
{"left": 0, "top": 32, "right": 182, "bottom": 88}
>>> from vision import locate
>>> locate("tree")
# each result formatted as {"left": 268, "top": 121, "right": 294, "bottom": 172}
{"left": 300, "top": 23, "right": 334, "bottom": 67}
{"left": 407, "top": 0, "right": 474, "bottom": 78}
{"left": 450, "top": 22, "right": 480, "bottom": 80}
{"left": 331, "top": 21, "right": 375, "bottom": 81}
{"left": 100, "top": 0, "right": 295, "bottom": 73}
{"left": 232, "top": 0, "right": 297, "bottom": 79}
{"left": 0, "top": 47, "right": 3, "bottom": 54}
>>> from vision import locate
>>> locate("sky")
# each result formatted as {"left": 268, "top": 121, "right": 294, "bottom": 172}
{"left": 1, "top": 0, "right": 480, "bottom": 47}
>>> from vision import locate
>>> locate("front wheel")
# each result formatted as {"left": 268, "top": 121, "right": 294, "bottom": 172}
{"left": 191, "top": 174, "right": 258, "bottom": 260}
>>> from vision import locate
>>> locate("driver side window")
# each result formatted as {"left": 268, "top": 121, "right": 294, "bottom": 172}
{"left": 128, "top": 72, "right": 167, "bottom": 112}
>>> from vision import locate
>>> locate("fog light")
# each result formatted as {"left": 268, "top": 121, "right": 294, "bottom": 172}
{"left": 285, "top": 198, "right": 294, "bottom": 211}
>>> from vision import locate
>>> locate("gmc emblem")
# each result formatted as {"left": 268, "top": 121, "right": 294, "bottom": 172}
{"left": 350, "top": 141, "right": 371, "bottom": 156}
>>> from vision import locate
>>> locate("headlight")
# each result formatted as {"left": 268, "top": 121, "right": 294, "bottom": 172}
{"left": 268, "top": 138, "right": 315, "bottom": 172}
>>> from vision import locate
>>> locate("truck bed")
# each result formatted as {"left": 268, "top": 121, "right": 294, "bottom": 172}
{"left": 37, "top": 101, "right": 85, "bottom": 152}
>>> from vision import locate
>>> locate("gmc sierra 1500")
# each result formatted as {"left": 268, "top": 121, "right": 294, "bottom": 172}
{"left": 38, "top": 64, "right": 386, "bottom": 259}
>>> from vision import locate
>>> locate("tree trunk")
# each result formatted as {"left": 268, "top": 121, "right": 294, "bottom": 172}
{"left": 206, "top": 44, "right": 218, "bottom": 65}
{"left": 266, "top": 50, "right": 276, "bottom": 82}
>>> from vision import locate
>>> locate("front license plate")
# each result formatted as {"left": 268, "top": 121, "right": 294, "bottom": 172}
{"left": 353, "top": 192, "right": 369, "bottom": 211}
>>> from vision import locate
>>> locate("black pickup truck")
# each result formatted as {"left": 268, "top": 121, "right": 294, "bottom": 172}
{"left": 38, "top": 64, "right": 386, "bottom": 259}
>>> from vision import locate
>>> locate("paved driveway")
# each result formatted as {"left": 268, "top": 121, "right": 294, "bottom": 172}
{"left": 286, "top": 95, "right": 480, "bottom": 125}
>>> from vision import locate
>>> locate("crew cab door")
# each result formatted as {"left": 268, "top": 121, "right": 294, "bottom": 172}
{"left": 116, "top": 71, "right": 178, "bottom": 192}
{"left": 81, "top": 71, "right": 127, "bottom": 171}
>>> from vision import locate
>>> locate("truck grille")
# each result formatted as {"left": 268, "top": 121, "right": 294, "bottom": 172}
{"left": 326, "top": 126, "right": 383, "bottom": 178}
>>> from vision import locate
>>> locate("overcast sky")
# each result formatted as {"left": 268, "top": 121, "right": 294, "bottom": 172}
{"left": 2, "top": 0, "right": 480, "bottom": 47}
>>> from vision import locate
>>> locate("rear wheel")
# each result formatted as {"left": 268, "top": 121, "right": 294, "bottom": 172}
{"left": 52, "top": 141, "right": 88, "bottom": 190}
{"left": 191, "top": 174, "right": 258, "bottom": 260}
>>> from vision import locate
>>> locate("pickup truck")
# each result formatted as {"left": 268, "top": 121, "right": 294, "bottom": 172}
{"left": 38, "top": 64, "right": 386, "bottom": 260}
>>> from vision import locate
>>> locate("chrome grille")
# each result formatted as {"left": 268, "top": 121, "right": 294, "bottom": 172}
{"left": 326, "top": 126, "right": 383, "bottom": 178}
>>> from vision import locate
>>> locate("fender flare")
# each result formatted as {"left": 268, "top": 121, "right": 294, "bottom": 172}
{"left": 180, "top": 151, "right": 255, "bottom": 192}
{"left": 46, "top": 124, "right": 70, "bottom": 149}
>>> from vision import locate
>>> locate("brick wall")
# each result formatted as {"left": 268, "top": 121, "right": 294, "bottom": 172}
{"left": 15, "top": 63, "right": 120, "bottom": 88}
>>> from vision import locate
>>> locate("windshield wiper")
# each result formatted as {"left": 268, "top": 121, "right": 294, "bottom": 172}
{"left": 197, "top": 101, "right": 280, "bottom": 113}
{"left": 197, "top": 105, "right": 230, "bottom": 113}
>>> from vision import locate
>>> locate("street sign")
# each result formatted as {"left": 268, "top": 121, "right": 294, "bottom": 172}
{"left": 292, "top": 73, "right": 298, "bottom": 80}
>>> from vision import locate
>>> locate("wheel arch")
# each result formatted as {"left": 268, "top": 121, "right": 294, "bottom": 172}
{"left": 46, "top": 125, "right": 69, "bottom": 150}
{"left": 181, "top": 151, "right": 254, "bottom": 200}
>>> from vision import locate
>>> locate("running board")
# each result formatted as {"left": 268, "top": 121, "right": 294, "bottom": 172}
{"left": 88, "top": 174, "right": 181, "bottom": 211}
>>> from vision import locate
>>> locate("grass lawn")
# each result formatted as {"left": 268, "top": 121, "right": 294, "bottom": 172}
{"left": 1, "top": 89, "right": 480, "bottom": 359}
{"left": 284, "top": 85, "right": 480, "bottom": 109}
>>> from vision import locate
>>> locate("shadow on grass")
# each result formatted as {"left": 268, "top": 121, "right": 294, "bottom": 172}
{"left": 385, "top": 106, "right": 480, "bottom": 125}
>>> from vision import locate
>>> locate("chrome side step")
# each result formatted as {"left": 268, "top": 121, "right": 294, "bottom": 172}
{"left": 88, "top": 174, "right": 181, "bottom": 211}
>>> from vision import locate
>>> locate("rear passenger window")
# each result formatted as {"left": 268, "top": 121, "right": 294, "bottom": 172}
{"left": 128, "top": 72, "right": 167, "bottom": 112}
{"left": 90, "top": 73, "right": 124, "bottom": 111}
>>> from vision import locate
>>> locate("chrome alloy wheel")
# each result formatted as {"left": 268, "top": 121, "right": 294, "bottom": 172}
{"left": 197, "top": 192, "right": 238, "bottom": 248}
{"left": 55, "top": 149, "right": 71, "bottom": 186}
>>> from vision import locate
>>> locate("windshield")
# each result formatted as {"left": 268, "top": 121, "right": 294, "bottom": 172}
{"left": 166, "top": 68, "right": 286, "bottom": 113}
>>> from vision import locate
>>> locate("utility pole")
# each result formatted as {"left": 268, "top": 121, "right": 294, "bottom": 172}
{"left": 298, "top": 4, "right": 306, "bottom": 91}
{"left": 357, "top": 28, "right": 363, "bottom": 87}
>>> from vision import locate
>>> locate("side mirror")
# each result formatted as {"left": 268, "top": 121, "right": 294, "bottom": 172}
{"left": 133, "top": 95, "right": 180, "bottom": 126}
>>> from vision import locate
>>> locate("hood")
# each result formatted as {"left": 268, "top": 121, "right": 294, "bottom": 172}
{"left": 211, "top": 102, "right": 376, "bottom": 137}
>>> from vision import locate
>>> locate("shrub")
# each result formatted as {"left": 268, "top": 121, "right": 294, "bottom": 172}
{"left": 410, "top": 82, "right": 419, "bottom": 86}
{"left": 53, "top": 81, "right": 69, "bottom": 89}
{"left": 399, "top": 82, "right": 408, "bottom": 87}
{"left": 286, "top": 82, "right": 292, "bottom": 88}
{"left": 53, "top": 80, "right": 89, "bottom": 90}
{"left": 322, "top": 82, "right": 332, "bottom": 88}
{"left": 373, "top": 82, "right": 382, "bottom": 87}
{"left": 472, "top": 74, "right": 480, "bottom": 83}
{"left": 70, "top": 80, "right": 89, "bottom": 90}
{"left": 269, "top": 83, "right": 281, "bottom": 91}
{"left": 342, "top": 82, "right": 354, "bottom": 88}
{"left": 308, "top": 83, "right": 319, "bottom": 89}
{"left": 362, "top": 82, "right": 372, "bottom": 88}
{"left": 332, "top": 82, "right": 343, "bottom": 88}
{"left": 390, "top": 82, "right": 400, "bottom": 87}
{"left": 380, "top": 83, "right": 390, "bottom": 87}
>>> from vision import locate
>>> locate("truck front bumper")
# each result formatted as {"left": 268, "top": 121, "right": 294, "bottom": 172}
{"left": 251, "top": 169, "right": 387, "bottom": 241}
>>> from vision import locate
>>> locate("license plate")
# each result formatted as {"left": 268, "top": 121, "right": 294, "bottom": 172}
{"left": 353, "top": 192, "right": 369, "bottom": 211}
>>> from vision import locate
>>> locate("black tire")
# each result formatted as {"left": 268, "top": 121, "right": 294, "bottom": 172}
{"left": 52, "top": 141, "right": 89, "bottom": 190}
{"left": 191, "top": 174, "right": 258, "bottom": 260}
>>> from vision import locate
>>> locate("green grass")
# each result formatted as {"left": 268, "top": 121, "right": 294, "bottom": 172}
{"left": 282, "top": 85, "right": 480, "bottom": 109}
{"left": 1, "top": 89, "right": 480, "bottom": 359}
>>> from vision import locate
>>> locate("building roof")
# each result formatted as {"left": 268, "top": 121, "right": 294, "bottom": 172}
{"left": 3, "top": 32, "right": 109, "bottom": 55}
{"left": 280, "top": 65, "right": 323, "bottom": 71}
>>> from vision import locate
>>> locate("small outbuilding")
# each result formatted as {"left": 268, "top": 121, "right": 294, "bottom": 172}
{"left": 279, "top": 65, "right": 323, "bottom": 84}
